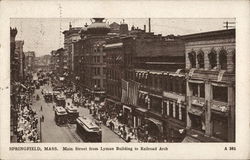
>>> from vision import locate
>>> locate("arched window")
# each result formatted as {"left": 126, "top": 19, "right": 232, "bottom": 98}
{"left": 219, "top": 49, "right": 227, "bottom": 70}
{"left": 197, "top": 50, "right": 204, "bottom": 69}
{"left": 208, "top": 49, "right": 217, "bottom": 69}
{"left": 188, "top": 51, "right": 196, "bottom": 68}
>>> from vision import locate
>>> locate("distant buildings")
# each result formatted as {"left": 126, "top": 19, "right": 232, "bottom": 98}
{"left": 50, "top": 48, "right": 67, "bottom": 75}
{"left": 34, "top": 54, "right": 51, "bottom": 72}
{"left": 24, "top": 51, "right": 35, "bottom": 74}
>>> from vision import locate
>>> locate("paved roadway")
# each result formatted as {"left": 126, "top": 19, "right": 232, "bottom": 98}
{"left": 31, "top": 82, "right": 125, "bottom": 143}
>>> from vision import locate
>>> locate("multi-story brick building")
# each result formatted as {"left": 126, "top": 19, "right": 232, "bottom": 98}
{"left": 182, "top": 29, "right": 235, "bottom": 142}
{"left": 51, "top": 48, "right": 67, "bottom": 76}
{"left": 63, "top": 23, "right": 81, "bottom": 73}
{"left": 15, "top": 40, "right": 25, "bottom": 82}
{"left": 120, "top": 30, "right": 186, "bottom": 142}
{"left": 73, "top": 18, "right": 110, "bottom": 100}
{"left": 10, "top": 28, "right": 18, "bottom": 82}
{"left": 104, "top": 36, "right": 124, "bottom": 111}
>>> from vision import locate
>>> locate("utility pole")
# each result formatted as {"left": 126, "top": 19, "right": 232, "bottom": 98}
{"left": 148, "top": 18, "right": 151, "bottom": 33}
{"left": 223, "top": 21, "right": 235, "bottom": 29}
{"left": 58, "top": 3, "right": 62, "bottom": 48}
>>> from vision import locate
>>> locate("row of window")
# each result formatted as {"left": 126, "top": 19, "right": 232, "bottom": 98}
{"left": 137, "top": 74, "right": 186, "bottom": 95}
{"left": 190, "top": 83, "right": 228, "bottom": 102}
{"left": 106, "top": 84, "right": 122, "bottom": 98}
{"left": 81, "top": 55, "right": 103, "bottom": 64}
{"left": 188, "top": 49, "right": 235, "bottom": 70}
{"left": 106, "top": 68, "right": 122, "bottom": 80}
{"left": 147, "top": 96, "right": 186, "bottom": 122}
{"left": 92, "top": 67, "right": 101, "bottom": 76}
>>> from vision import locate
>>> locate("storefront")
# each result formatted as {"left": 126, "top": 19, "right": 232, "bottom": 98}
{"left": 211, "top": 110, "right": 229, "bottom": 141}
{"left": 144, "top": 117, "right": 163, "bottom": 142}
{"left": 105, "top": 98, "right": 122, "bottom": 119}
{"left": 188, "top": 105, "right": 206, "bottom": 132}
{"left": 134, "top": 107, "right": 147, "bottom": 128}
{"left": 122, "top": 105, "right": 133, "bottom": 127}
{"left": 167, "top": 119, "right": 186, "bottom": 142}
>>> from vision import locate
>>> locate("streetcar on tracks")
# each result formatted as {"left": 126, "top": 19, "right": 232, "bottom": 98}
{"left": 55, "top": 95, "right": 66, "bottom": 107}
{"left": 76, "top": 117, "right": 102, "bottom": 142}
{"left": 65, "top": 105, "right": 79, "bottom": 123}
{"left": 44, "top": 91, "right": 53, "bottom": 103}
{"left": 54, "top": 106, "right": 68, "bottom": 126}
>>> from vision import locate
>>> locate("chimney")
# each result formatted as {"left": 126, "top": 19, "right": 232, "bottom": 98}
{"left": 144, "top": 25, "right": 146, "bottom": 32}
{"left": 148, "top": 18, "right": 151, "bottom": 32}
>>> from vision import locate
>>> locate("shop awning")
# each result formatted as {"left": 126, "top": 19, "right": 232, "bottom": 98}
{"left": 145, "top": 117, "right": 163, "bottom": 133}
{"left": 182, "top": 136, "right": 200, "bottom": 143}
{"left": 135, "top": 107, "right": 147, "bottom": 113}
{"left": 188, "top": 79, "right": 204, "bottom": 84}
{"left": 146, "top": 118, "right": 162, "bottom": 126}
{"left": 188, "top": 108, "right": 203, "bottom": 116}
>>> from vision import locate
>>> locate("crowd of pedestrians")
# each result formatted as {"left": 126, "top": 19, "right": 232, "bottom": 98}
{"left": 15, "top": 85, "right": 40, "bottom": 143}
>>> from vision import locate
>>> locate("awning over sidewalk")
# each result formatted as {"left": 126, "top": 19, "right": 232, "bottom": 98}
{"left": 135, "top": 107, "right": 147, "bottom": 113}
{"left": 145, "top": 117, "right": 163, "bottom": 133}
{"left": 182, "top": 136, "right": 200, "bottom": 143}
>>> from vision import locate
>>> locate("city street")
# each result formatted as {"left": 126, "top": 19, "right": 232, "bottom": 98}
{"left": 31, "top": 82, "right": 125, "bottom": 143}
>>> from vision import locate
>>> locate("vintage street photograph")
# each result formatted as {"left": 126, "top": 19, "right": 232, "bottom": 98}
{"left": 10, "top": 18, "right": 235, "bottom": 143}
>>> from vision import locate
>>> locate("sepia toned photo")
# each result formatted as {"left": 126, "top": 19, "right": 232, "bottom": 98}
{"left": 10, "top": 18, "right": 236, "bottom": 143}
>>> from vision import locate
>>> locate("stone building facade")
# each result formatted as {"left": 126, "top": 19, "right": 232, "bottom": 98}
{"left": 182, "top": 29, "right": 235, "bottom": 142}
{"left": 63, "top": 24, "right": 81, "bottom": 73}
{"left": 15, "top": 40, "right": 25, "bottom": 82}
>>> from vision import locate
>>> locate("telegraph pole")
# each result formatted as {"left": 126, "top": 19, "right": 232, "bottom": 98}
{"left": 223, "top": 21, "right": 235, "bottom": 29}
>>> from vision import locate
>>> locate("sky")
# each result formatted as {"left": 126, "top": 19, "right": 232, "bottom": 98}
{"left": 10, "top": 18, "right": 235, "bottom": 57}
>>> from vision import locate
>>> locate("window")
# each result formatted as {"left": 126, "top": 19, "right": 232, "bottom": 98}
{"left": 103, "top": 67, "right": 106, "bottom": 75}
{"left": 151, "top": 96, "right": 162, "bottom": 114}
{"left": 192, "top": 83, "right": 198, "bottom": 97}
{"left": 200, "top": 83, "right": 205, "bottom": 98}
{"left": 96, "top": 56, "right": 100, "bottom": 63}
{"left": 96, "top": 79, "right": 100, "bottom": 87}
{"left": 175, "top": 104, "right": 179, "bottom": 120}
{"left": 197, "top": 51, "right": 204, "bottom": 69}
{"left": 208, "top": 49, "right": 217, "bottom": 69}
{"left": 169, "top": 102, "right": 173, "bottom": 117}
{"left": 97, "top": 68, "right": 100, "bottom": 75}
{"left": 181, "top": 107, "right": 186, "bottom": 122}
{"left": 103, "top": 56, "right": 106, "bottom": 63}
{"left": 191, "top": 83, "right": 205, "bottom": 98}
{"left": 213, "top": 86, "right": 228, "bottom": 102}
{"left": 219, "top": 49, "right": 227, "bottom": 70}
{"left": 188, "top": 51, "right": 196, "bottom": 68}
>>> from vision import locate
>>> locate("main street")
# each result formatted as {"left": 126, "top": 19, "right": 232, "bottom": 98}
{"left": 31, "top": 81, "right": 125, "bottom": 143}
